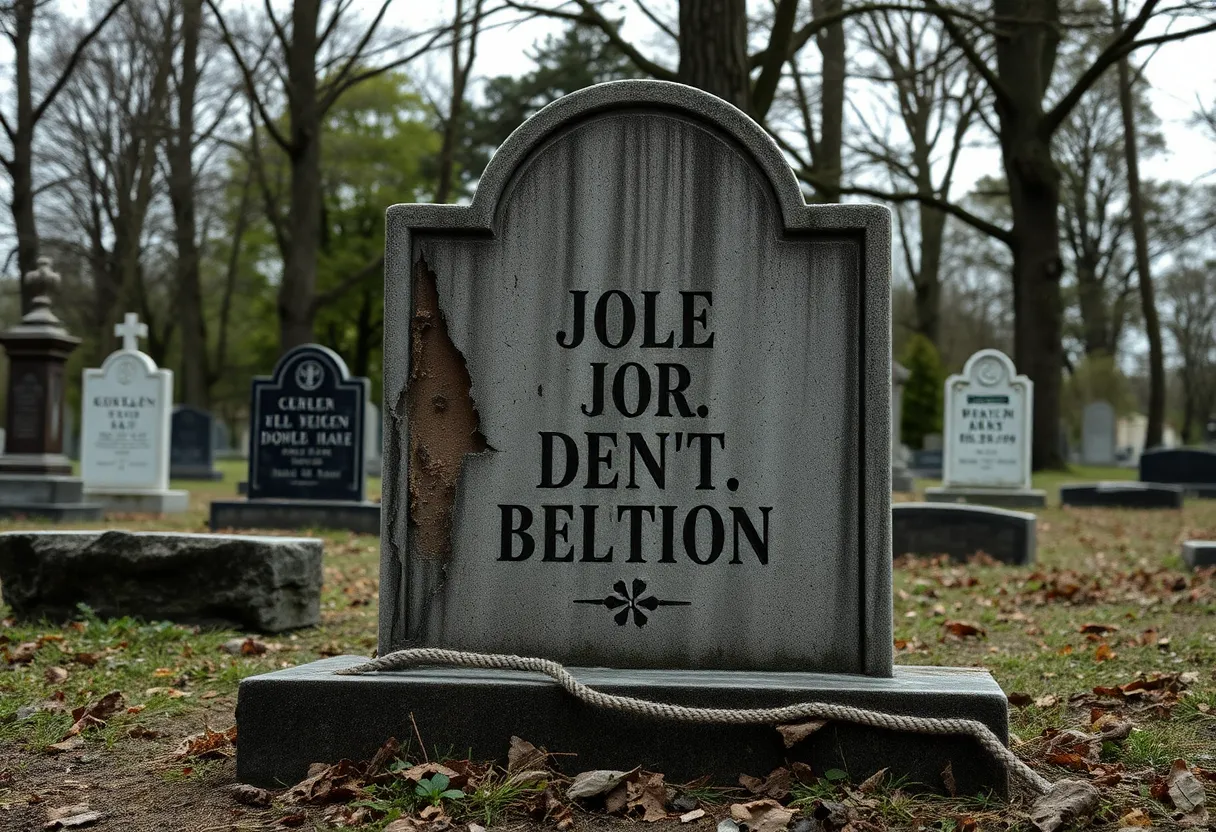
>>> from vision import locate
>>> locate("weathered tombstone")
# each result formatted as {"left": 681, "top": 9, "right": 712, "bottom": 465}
{"left": 210, "top": 344, "right": 378, "bottom": 533}
{"left": 170, "top": 405, "right": 223, "bottom": 480}
{"left": 0, "top": 259, "right": 101, "bottom": 520}
{"left": 1139, "top": 447, "right": 1216, "bottom": 497}
{"left": 365, "top": 400, "right": 382, "bottom": 478}
{"left": 81, "top": 313, "right": 188, "bottom": 513}
{"left": 1081, "top": 401, "right": 1116, "bottom": 466}
{"left": 891, "top": 362, "right": 913, "bottom": 492}
{"left": 1181, "top": 540, "right": 1216, "bottom": 569}
{"left": 1060, "top": 481, "right": 1183, "bottom": 509}
{"left": 893, "top": 503, "right": 1035, "bottom": 565}
{"left": 925, "top": 349, "right": 1045, "bottom": 508}
{"left": 236, "top": 81, "right": 1007, "bottom": 794}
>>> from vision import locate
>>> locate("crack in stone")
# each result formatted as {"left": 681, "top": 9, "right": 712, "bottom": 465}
{"left": 407, "top": 255, "right": 489, "bottom": 563}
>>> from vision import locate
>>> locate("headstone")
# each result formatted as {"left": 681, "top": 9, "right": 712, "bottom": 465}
{"left": 236, "top": 81, "right": 1007, "bottom": 793}
{"left": 0, "top": 530, "right": 322, "bottom": 631}
{"left": 365, "top": 400, "right": 382, "bottom": 478}
{"left": 170, "top": 405, "right": 223, "bottom": 480}
{"left": 1081, "top": 401, "right": 1116, "bottom": 466}
{"left": 1205, "top": 419, "right": 1216, "bottom": 445}
{"left": 892, "top": 503, "right": 1035, "bottom": 565}
{"left": 210, "top": 344, "right": 379, "bottom": 533}
{"left": 1181, "top": 540, "right": 1216, "bottom": 569}
{"left": 910, "top": 449, "right": 943, "bottom": 479}
{"left": 212, "top": 417, "right": 234, "bottom": 458}
{"left": 891, "top": 362, "right": 913, "bottom": 492}
{"left": 80, "top": 313, "right": 188, "bottom": 513}
{"left": 0, "top": 259, "right": 101, "bottom": 520}
{"left": 1060, "top": 482, "right": 1183, "bottom": 509}
{"left": 923, "top": 433, "right": 943, "bottom": 451}
{"left": 925, "top": 349, "right": 1045, "bottom": 508}
{"left": 1139, "top": 447, "right": 1216, "bottom": 497}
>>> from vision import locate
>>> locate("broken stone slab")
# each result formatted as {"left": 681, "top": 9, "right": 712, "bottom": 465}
{"left": 892, "top": 502, "right": 1035, "bottom": 565}
{"left": 1182, "top": 541, "right": 1216, "bottom": 569}
{"left": 1060, "top": 482, "right": 1183, "bottom": 509}
{"left": 0, "top": 530, "right": 322, "bottom": 631}
{"left": 237, "top": 656, "right": 1009, "bottom": 796}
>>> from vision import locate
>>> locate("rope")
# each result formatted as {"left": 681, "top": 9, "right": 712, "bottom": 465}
{"left": 336, "top": 647, "right": 1051, "bottom": 795}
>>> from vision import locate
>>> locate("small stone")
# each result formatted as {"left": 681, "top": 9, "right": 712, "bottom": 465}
{"left": 671, "top": 794, "right": 700, "bottom": 813}
{"left": 717, "top": 820, "right": 741, "bottom": 832}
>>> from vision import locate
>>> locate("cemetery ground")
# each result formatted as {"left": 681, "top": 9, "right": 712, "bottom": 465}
{"left": 0, "top": 466, "right": 1214, "bottom": 832}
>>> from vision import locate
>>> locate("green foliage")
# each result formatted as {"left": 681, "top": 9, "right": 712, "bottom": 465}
{"left": 415, "top": 773, "right": 465, "bottom": 806}
{"left": 900, "top": 334, "right": 945, "bottom": 449}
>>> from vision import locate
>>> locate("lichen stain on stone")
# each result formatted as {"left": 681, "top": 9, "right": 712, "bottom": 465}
{"left": 408, "top": 255, "right": 488, "bottom": 561}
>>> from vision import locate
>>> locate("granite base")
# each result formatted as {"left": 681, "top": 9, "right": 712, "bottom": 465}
{"left": 1182, "top": 541, "right": 1216, "bottom": 569}
{"left": 1060, "top": 482, "right": 1183, "bottom": 509}
{"left": 0, "top": 474, "right": 102, "bottom": 521}
{"left": 924, "top": 487, "right": 1047, "bottom": 509}
{"left": 237, "top": 657, "right": 1009, "bottom": 796}
{"left": 211, "top": 499, "right": 380, "bottom": 535}
{"left": 85, "top": 489, "right": 190, "bottom": 514}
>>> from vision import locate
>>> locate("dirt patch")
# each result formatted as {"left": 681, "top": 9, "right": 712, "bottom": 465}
{"left": 408, "top": 256, "right": 488, "bottom": 561}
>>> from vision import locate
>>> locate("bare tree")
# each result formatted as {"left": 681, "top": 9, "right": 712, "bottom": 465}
{"left": 1161, "top": 264, "right": 1216, "bottom": 442}
{"left": 0, "top": 0, "right": 126, "bottom": 311}
{"left": 435, "top": 0, "right": 486, "bottom": 204}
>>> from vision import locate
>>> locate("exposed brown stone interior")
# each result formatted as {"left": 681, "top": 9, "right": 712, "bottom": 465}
{"left": 408, "top": 256, "right": 488, "bottom": 560}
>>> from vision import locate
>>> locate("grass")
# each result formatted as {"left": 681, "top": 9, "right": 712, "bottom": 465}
{"left": 1, "top": 466, "right": 1214, "bottom": 829}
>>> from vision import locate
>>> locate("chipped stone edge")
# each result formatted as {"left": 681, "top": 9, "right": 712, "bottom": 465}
{"left": 380, "top": 79, "right": 893, "bottom": 676}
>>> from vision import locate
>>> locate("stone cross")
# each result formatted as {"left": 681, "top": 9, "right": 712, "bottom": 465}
{"left": 115, "top": 313, "right": 148, "bottom": 352}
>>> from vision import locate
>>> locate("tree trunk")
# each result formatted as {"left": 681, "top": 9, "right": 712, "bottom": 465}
{"left": 280, "top": 0, "right": 322, "bottom": 350}
{"left": 1116, "top": 53, "right": 1164, "bottom": 449}
{"left": 914, "top": 205, "right": 946, "bottom": 343}
{"left": 12, "top": 0, "right": 38, "bottom": 313}
{"left": 435, "top": 0, "right": 482, "bottom": 204}
{"left": 678, "top": 0, "right": 750, "bottom": 114}
{"left": 813, "top": 0, "right": 845, "bottom": 202}
{"left": 1075, "top": 264, "right": 1112, "bottom": 357}
{"left": 170, "top": 0, "right": 208, "bottom": 407}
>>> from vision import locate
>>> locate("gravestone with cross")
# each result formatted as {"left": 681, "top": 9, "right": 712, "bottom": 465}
{"left": 209, "top": 344, "right": 378, "bottom": 533}
{"left": 81, "top": 313, "right": 187, "bottom": 514}
{"left": 0, "top": 258, "right": 101, "bottom": 520}
{"left": 925, "top": 349, "right": 1046, "bottom": 508}
{"left": 236, "top": 81, "right": 1008, "bottom": 794}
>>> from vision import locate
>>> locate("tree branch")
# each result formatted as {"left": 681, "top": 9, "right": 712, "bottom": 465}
{"left": 752, "top": 0, "right": 801, "bottom": 119}
{"left": 311, "top": 254, "right": 383, "bottom": 312}
{"left": 204, "top": 0, "right": 293, "bottom": 152}
{"left": 33, "top": 0, "right": 127, "bottom": 124}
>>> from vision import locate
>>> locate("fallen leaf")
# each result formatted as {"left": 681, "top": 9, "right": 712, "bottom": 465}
{"left": 1167, "top": 758, "right": 1208, "bottom": 826}
{"left": 568, "top": 769, "right": 636, "bottom": 800}
{"left": 776, "top": 720, "right": 827, "bottom": 748}
{"left": 47, "top": 804, "right": 91, "bottom": 820}
{"left": 222, "top": 637, "right": 268, "bottom": 656}
{"left": 1091, "top": 713, "right": 1133, "bottom": 742}
{"left": 1029, "top": 779, "right": 1099, "bottom": 832}
{"left": 1094, "top": 643, "right": 1116, "bottom": 662}
{"left": 46, "top": 736, "right": 84, "bottom": 754}
{"left": 44, "top": 667, "right": 69, "bottom": 684}
{"left": 399, "top": 762, "right": 461, "bottom": 784}
{"left": 856, "top": 767, "right": 887, "bottom": 794}
{"left": 276, "top": 813, "right": 307, "bottom": 828}
{"left": 71, "top": 653, "right": 99, "bottom": 667}
{"left": 943, "top": 620, "right": 985, "bottom": 639}
{"left": 627, "top": 771, "right": 669, "bottom": 822}
{"left": 941, "top": 762, "right": 957, "bottom": 797}
{"left": 1080, "top": 623, "right": 1120, "bottom": 634}
{"left": 223, "top": 784, "right": 272, "bottom": 807}
{"left": 681, "top": 809, "right": 707, "bottom": 823}
{"left": 1007, "top": 692, "right": 1033, "bottom": 707}
{"left": 1035, "top": 694, "right": 1060, "bottom": 708}
{"left": 44, "top": 809, "right": 103, "bottom": 829}
{"left": 6, "top": 641, "right": 39, "bottom": 664}
{"left": 730, "top": 799, "right": 796, "bottom": 832}
{"left": 1118, "top": 808, "right": 1152, "bottom": 827}
{"left": 173, "top": 726, "right": 237, "bottom": 760}
{"left": 507, "top": 736, "right": 547, "bottom": 773}
{"left": 126, "top": 726, "right": 162, "bottom": 740}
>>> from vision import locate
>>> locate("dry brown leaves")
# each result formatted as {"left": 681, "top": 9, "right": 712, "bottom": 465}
{"left": 1029, "top": 780, "right": 1100, "bottom": 832}
{"left": 172, "top": 725, "right": 237, "bottom": 760}
{"left": 567, "top": 768, "right": 668, "bottom": 822}
{"left": 730, "top": 799, "right": 797, "bottom": 832}
{"left": 739, "top": 768, "right": 792, "bottom": 800}
{"left": 776, "top": 719, "right": 828, "bottom": 748}
{"left": 942, "top": 620, "right": 986, "bottom": 639}
{"left": 45, "top": 691, "right": 126, "bottom": 752}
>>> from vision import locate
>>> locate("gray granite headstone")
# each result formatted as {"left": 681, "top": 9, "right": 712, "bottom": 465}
{"left": 891, "top": 362, "right": 913, "bottom": 492}
{"left": 1081, "top": 401, "right": 1115, "bottom": 466}
{"left": 892, "top": 503, "right": 1035, "bottom": 565}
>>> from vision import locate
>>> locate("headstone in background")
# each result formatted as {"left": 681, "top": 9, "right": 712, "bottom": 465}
{"left": 1205, "top": 419, "right": 1216, "bottom": 445}
{"left": 1060, "top": 482, "right": 1183, "bottom": 509}
{"left": 0, "top": 427, "right": 5, "bottom": 454}
{"left": 910, "top": 448, "right": 943, "bottom": 479}
{"left": 1139, "top": 447, "right": 1216, "bottom": 497}
{"left": 892, "top": 503, "right": 1035, "bottom": 565}
{"left": 81, "top": 313, "right": 187, "bottom": 514}
{"left": 210, "top": 344, "right": 378, "bottom": 533}
{"left": 365, "top": 400, "right": 382, "bottom": 478}
{"left": 237, "top": 81, "right": 1007, "bottom": 794}
{"left": 0, "top": 259, "right": 101, "bottom": 520}
{"left": 926, "top": 349, "right": 1045, "bottom": 508}
{"left": 1081, "top": 401, "right": 1116, "bottom": 465}
{"left": 212, "top": 417, "right": 237, "bottom": 459}
{"left": 923, "top": 432, "right": 943, "bottom": 451}
{"left": 891, "top": 361, "right": 913, "bottom": 492}
{"left": 170, "top": 405, "right": 223, "bottom": 480}
{"left": 1182, "top": 540, "right": 1216, "bottom": 569}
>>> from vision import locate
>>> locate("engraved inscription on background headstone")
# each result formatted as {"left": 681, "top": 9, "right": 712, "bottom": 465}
{"left": 249, "top": 345, "right": 367, "bottom": 501}
{"left": 381, "top": 82, "right": 892, "bottom": 674}
{"left": 1081, "top": 401, "right": 1116, "bottom": 466}
{"left": 11, "top": 373, "right": 43, "bottom": 442}
{"left": 941, "top": 349, "right": 1032, "bottom": 489}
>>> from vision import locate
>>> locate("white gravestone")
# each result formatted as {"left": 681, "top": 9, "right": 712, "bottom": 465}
{"left": 926, "top": 349, "right": 1045, "bottom": 508}
{"left": 1081, "top": 401, "right": 1116, "bottom": 466}
{"left": 81, "top": 314, "right": 187, "bottom": 513}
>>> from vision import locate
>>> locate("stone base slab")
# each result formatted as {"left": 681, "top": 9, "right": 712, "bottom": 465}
{"left": 171, "top": 466, "right": 224, "bottom": 481}
{"left": 1061, "top": 482, "right": 1183, "bottom": 509}
{"left": 236, "top": 657, "right": 1009, "bottom": 795}
{"left": 1182, "top": 541, "right": 1216, "bottom": 569}
{"left": 85, "top": 489, "right": 190, "bottom": 514}
{"left": 0, "top": 474, "right": 102, "bottom": 521}
{"left": 924, "top": 487, "right": 1047, "bottom": 509}
{"left": 0, "top": 501, "right": 103, "bottom": 521}
{"left": 212, "top": 499, "right": 380, "bottom": 535}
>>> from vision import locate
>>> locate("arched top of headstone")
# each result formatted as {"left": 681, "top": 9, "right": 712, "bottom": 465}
{"left": 98, "top": 346, "right": 160, "bottom": 378}
{"left": 957, "top": 348, "right": 1025, "bottom": 391}
{"left": 267, "top": 344, "right": 354, "bottom": 388}
{"left": 387, "top": 79, "right": 887, "bottom": 237}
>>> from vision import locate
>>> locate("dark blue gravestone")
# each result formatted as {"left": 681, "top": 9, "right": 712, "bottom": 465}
{"left": 1139, "top": 447, "right": 1216, "bottom": 498}
{"left": 210, "top": 345, "right": 379, "bottom": 533}
{"left": 170, "top": 405, "right": 222, "bottom": 480}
